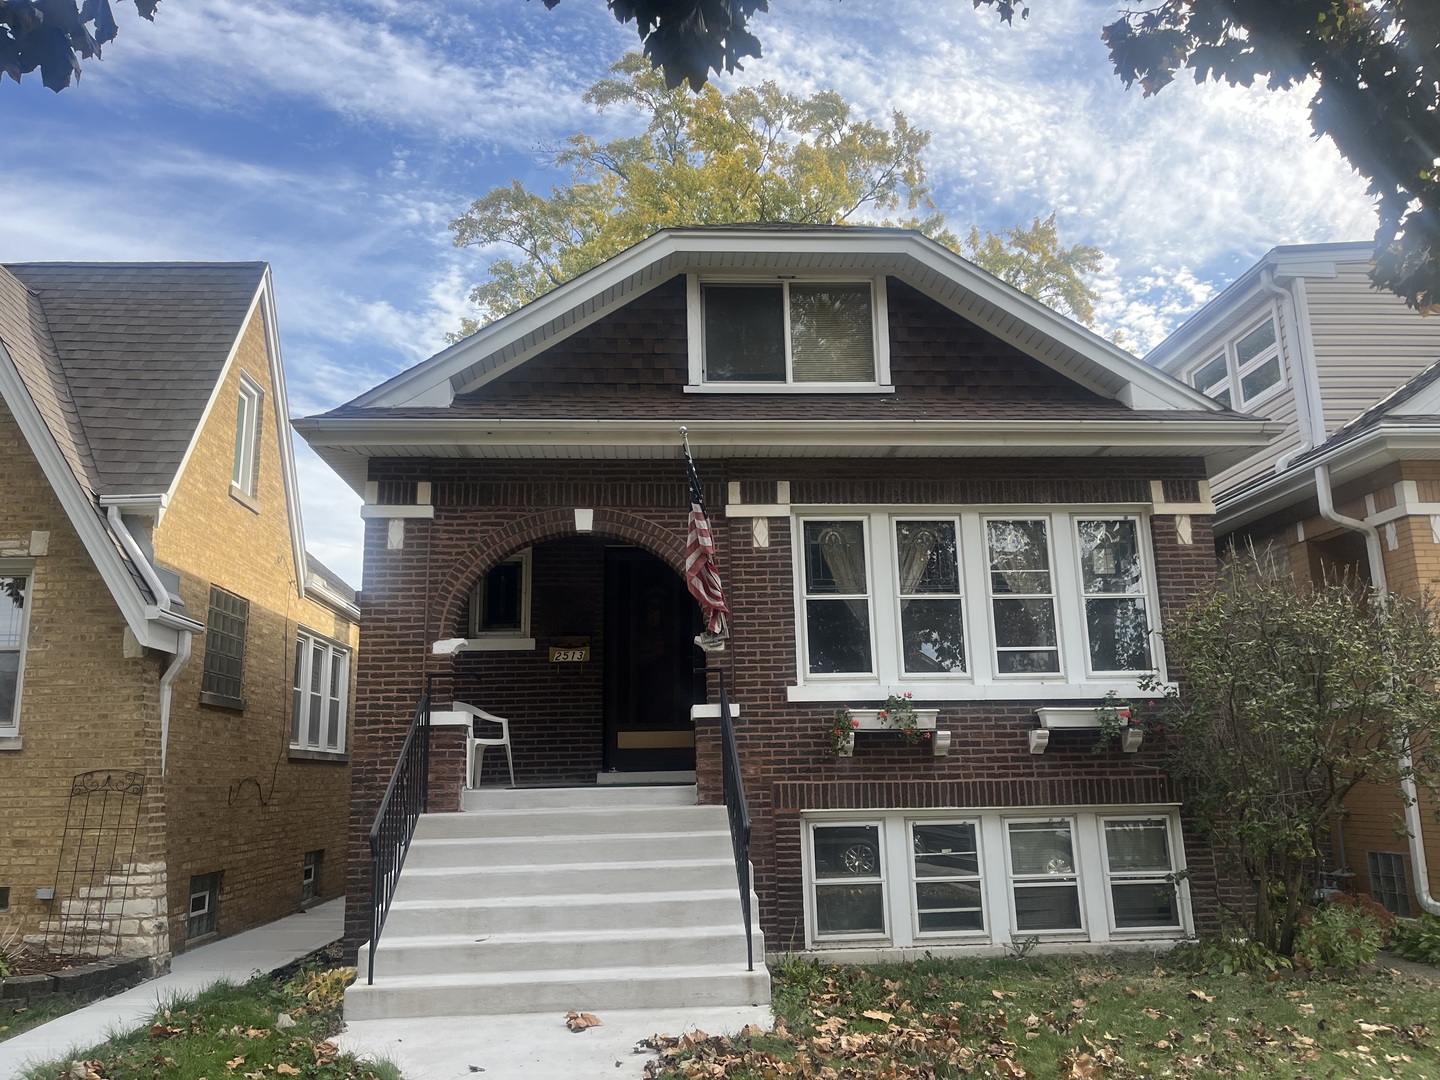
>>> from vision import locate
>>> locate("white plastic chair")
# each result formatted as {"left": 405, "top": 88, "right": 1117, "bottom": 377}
{"left": 452, "top": 701, "right": 515, "bottom": 789}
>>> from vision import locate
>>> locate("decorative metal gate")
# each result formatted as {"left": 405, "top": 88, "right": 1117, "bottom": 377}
{"left": 44, "top": 770, "right": 147, "bottom": 958}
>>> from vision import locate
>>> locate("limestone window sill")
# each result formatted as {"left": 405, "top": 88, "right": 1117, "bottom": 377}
{"left": 0, "top": 734, "right": 21, "bottom": 751}
{"left": 288, "top": 748, "right": 348, "bottom": 763}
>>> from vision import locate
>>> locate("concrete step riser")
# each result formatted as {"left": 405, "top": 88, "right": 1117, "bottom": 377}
{"left": 404, "top": 833, "right": 730, "bottom": 868}
{"left": 381, "top": 895, "right": 741, "bottom": 937}
{"left": 368, "top": 931, "right": 755, "bottom": 976}
{"left": 416, "top": 806, "right": 727, "bottom": 839}
{"left": 462, "top": 786, "right": 697, "bottom": 810}
{"left": 344, "top": 971, "right": 771, "bottom": 1020}
{"left": 393, "top": 862, "right": 736, "bottom": 900}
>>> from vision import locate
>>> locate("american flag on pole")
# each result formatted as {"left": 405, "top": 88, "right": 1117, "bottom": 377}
{"left": 682, "top": 429, "right": 730, "bottom": 649}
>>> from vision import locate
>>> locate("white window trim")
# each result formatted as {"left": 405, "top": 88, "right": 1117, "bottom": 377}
{"left": 799, "top": 518, "right": 878, "bottom": 680}
{"left": 801, "top": 806, "right": 1192, "bottom": 952}
{"left": 1071, "top": 517, "right": 1160, "bottom": 680}
{"left": 1005, "top": 815, "right": 1086, "bottom": 939}
{"left": 788, "top": 507, "right": 1166, "bottom": 702}
{"left": 892, "top": 516, "right": 972, "bottom": 681}
{"left": 908, "top": 818, "right": 988, "bottom": 942}
{"left": 291, "top": 630, "right": 349, "bottom": 753}
{"left": 232, "top": 374, "right": 262, "bottom": 497}
{"left": 804, "top": 819, "right": 891, "bottom": 944}
{"left": 0, "top": 558, "right": 35, "bottom": 738}
{"left": 1099, "top": 814, "right": 1188, "bottom": 936}
{"left": 468, "top": 549, "right": 533, "bottom": 645}
{"left": 685, "top": 273, "right": 892, "bottom": 391}
{"left": 984, "top": 516, "right": 1064, "bottom": 680}
{"left": 1185, "top": 308, "right": 1286, "bottom": 412}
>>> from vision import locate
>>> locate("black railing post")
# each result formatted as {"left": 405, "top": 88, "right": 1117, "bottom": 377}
{"left": 717, "top": 670, "right": 754, "bottom": 972}
{"left": 366, "top": 680, "right": 434, "bottom": 985}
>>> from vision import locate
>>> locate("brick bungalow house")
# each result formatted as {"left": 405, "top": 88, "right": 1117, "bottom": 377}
{"left": 1147, "top": 242, "right": 1440, "bottom": 920}
{"left": 0, "top": 263, "right": 357, "bottom": 970}
{"left": 295, "top": 225, "right": 1274, "bottom": 1017}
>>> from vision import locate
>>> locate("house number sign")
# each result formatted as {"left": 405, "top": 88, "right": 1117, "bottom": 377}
{"left": 548, "top": 646, "right": 591, "bottom": 663}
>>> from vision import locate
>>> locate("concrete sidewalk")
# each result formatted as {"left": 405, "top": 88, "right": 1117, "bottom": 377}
{"left": 0, "top": 898, "right": 344, "bottom": 1080}
{"left": 338, "top": 1003, "right": 773, "bottom": 1079}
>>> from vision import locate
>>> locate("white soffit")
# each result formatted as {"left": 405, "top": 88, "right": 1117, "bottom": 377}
{"left": 347, "top": 229, "right": 1220, "bottom": 413}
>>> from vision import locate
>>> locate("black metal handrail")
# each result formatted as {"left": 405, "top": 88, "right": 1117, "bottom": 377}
{"left": 366, "top": 676, "right": 432, "bottom": 985}
{"left": 717, "top": 671, "right": 754, "bottom": 971}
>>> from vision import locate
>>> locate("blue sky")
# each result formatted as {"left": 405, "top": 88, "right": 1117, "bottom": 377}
{"left": 2, "top": 0, "right": 1377, "bottom": 586}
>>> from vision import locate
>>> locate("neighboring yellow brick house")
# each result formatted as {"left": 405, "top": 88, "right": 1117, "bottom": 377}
{"left": 0, "top": 263, "right": 357, "bottom": 970}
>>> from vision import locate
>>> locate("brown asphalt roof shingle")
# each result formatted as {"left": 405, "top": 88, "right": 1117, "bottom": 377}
{"left": 2, "top": 261, "right": 267, "bottom": 496}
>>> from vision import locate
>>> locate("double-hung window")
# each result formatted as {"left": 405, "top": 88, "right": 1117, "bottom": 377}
{"left": 0, "top": 563, "right": 32, "bottom": 736}
{"left": 232, "top": 374, "right": 262, "bottom": 498}
{"left": 291, "top": 631, "right": 348, "bottom": 753}
{"left": 1007, "top": 819, "right": 1083, "bottom": 933}
{"left": 1187, "top": 313, "right": 1285, "bottom": 410}
{"left": 804, "top": 809, "right": 1190, "bottom": 950}
{"left": 1101, "top": 817, "right": 1181, "bottom": 931}
{"left": 793, "top": 509, "right": 1160, "bottom": 698}
{"left": 691, "top": 277, "right": 889, "bottom": 388}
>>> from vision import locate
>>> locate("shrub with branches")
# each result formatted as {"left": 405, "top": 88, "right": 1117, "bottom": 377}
{"left": 1160, "top": 550, "right": 1440, "bottom": 955}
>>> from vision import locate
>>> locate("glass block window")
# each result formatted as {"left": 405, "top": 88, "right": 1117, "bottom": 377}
{"left": 1368, "top": 851, "right": 1412, "bottom": 917}
{"left": 1102, "top": 818, "right": 1180, "bottom": 929}
{"left": 1008, "top": 819, "right": 1082, "bottom": 932}
{"left": 811, "top": 823, "right": 886, "bottom": 938}
{"left": 1076, "top": 519, "right": 1153, "bottom": 673}
{"left": 911, "top": 821, "right": 984, "bottom": 934}
{"left": 187, "top": 872, "right": 220, "bottom": 940}
{"left": 200, "top": 587, "right": 248, "bottom": 709}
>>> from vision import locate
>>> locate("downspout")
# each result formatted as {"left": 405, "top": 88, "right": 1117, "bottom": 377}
{"left": 1261, "top": 269, "right": 1321, "bottom": 474}
{"left": 1311, "top": 469, "right": 1439, "bottom": 913}
{"left": 107, "top": 504, "right": 193, "bottom": 774}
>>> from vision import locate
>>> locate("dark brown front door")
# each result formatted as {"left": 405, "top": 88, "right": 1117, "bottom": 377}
{"left": 603, "top": 547, "right": 704, "bottom": 772}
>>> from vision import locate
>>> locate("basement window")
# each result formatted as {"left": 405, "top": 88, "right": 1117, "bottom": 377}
{"left": 1368, "top": 851, "right": 1412, "bottom": 917}
{"left": 0, "top": 886, "right": 9, "bottom": 912}
{"left": 302, "top": 850, "right": 322, "bottom": 903}
{"left": 187, "top": 872, "right": 220, "bottom": 940}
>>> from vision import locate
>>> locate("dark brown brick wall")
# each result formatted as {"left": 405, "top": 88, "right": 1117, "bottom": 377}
{"left": 435, "top": 277, "right": 1132, "bottom": 421}
{"left": 343, "top": 454, "right": 1222, "bottom": 953}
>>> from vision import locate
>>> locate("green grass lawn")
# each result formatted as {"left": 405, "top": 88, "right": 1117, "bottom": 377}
{"left": 647, "top": 953, "right": 1440, "bottom": 1079}
{"left": 15, "top": 967, "right": 401, "bottom": 1080}
{"left": 1, "top": 994, "right": 89, "bottom": 1044}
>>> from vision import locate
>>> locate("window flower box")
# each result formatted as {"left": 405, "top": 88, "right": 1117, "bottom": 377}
{"left": 831, "top": 705, "right": 949, "bottom": 757}
{"left": 1030, "top": 706, "right": 1143, "bottom": 754}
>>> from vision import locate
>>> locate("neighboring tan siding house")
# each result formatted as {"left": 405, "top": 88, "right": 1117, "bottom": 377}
{"left": 296, "top": 225, "right": 1275, "bottom": 960}
{"left": 1147, "top": 242, "right": 1440, "bottom": 920}
{"left": 0, "top": 263, "right": 357, "bottom": 968}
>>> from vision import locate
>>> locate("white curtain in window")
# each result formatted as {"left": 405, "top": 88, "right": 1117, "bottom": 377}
{"left": 820, "top": 526, "right": 867, "bottom": 594}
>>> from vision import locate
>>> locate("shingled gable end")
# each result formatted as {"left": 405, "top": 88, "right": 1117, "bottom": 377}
{"left": 295, "top": 226, "right": 1276, "bottom": 978}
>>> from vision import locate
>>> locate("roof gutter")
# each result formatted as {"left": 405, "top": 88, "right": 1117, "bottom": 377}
{"left": 105, "top": 503, "right": 198, "bottom": 774}
{"left": 1260, "top": 269, "right": 1323, "bottom": 474}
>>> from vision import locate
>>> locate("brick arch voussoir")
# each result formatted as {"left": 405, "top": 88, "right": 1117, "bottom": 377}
{"left": 434, "top": 507, "right": 688, "bottom": 636}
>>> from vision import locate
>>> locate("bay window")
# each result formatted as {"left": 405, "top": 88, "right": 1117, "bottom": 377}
{"left": 793, "top": 509, "right": 1161, "bottom": 697}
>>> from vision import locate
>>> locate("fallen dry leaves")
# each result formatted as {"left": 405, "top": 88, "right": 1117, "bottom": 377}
{"left": 565, "top": 1010, "right": 604, "bottom": 1032}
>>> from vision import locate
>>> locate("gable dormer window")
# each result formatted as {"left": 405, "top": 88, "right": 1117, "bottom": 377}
{"left": 688, "top": 276, "right": 891, "bottom": 391}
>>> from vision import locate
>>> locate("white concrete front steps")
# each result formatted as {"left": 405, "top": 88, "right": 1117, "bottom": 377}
{"left": 345, "top": 783, "right": 768, "bottom": 1021}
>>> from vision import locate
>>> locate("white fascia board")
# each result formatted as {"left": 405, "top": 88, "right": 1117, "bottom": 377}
{"left": 1214, "top": 422, "right": 1440, "bottom": 532}
{"left": 348, "top": 228, "right": 1219, "bottom": 414}
{"left": 158, "top": 271, "right": 309, "bottom": 601}
{"left": 0, "top": 342, "right": 181, "bottom": 652}
{"left": 258, "top": 270, "right": 311, "bottom": 600}
{"left": 295, "top": 415, "right": 1277, "bottom": 455}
